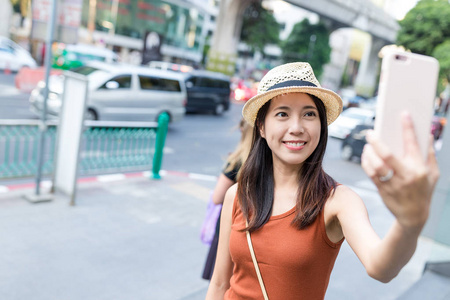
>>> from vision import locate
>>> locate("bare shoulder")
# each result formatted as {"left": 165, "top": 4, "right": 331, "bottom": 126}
{"left": 324, "top": 185, "right": 369, "bottom": 242}
{"left": 325, "top": 185, "right": 366, "bottom": 217}
{"left": 222, "top": 183, "right": 238, "bottom": 215}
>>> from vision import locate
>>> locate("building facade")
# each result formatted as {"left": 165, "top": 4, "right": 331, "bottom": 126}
{"left": 79, "top": 0, "right": 217, "bottom": 65}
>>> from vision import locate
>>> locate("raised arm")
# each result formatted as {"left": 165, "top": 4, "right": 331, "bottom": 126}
{"left": 205, "top": 184, "right": 236, "bottom": 299}
{"left": 334, "top": 112, "right": 439, "bottom": 283}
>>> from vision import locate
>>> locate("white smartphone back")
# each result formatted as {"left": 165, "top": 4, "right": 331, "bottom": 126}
{"left": 374, "top": 51, "right": 439, "bottom": 159}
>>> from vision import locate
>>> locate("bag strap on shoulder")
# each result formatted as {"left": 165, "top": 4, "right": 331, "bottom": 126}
{"left": 246, "top": 221, "right": 269, "bottom": 300}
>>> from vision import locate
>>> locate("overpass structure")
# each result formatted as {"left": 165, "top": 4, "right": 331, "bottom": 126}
{"left": 208, "top": 0, "right": 400, "bottom": 95}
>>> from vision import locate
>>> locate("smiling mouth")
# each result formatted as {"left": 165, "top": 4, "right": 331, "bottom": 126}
{"left": 284, "top": 141, "right": 306, "bottom": 147}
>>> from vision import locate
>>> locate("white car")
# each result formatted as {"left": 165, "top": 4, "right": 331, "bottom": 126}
{"left": 338, "top": 87, "right": 356, "bottom": 108}
{"left": 29, "top": 61, "right": 187, "bottom": 122}
{"left": 328, "top": 107, "right": 375, "bottom": 139}
{"left": 0, "top": 36, "right": 37, "bottom": 72}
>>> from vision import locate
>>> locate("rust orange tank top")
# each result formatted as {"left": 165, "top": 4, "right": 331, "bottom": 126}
{"left": 225, "top": 196, "right": 344, "bottom": 300}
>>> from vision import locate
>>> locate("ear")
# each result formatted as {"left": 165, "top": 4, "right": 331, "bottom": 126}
{"left": 259, "top": 123, "right": 266, "bottom": 139}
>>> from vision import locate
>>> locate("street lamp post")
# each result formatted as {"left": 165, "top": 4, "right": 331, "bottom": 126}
{"left": 24, "top": 0, "right": 57, "bottom": 202}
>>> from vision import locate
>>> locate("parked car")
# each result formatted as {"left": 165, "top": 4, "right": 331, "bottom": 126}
{"left": 0, "top": 36, "right": 37, "bottom": 72}
{"left": 148, "top": 61, "right": 193, "bottom": 73}
{"left": 29, "top": 61, "right": 187, "bottom": 122}
{"left": 347, "top": 95, "right": 367, "bottom": 108}
{"left": 341, "top": 115, "right": 446, "bottom": 161}
{"left": 341, "top": 124, "right": 373, "bottom": 161}
{"left": 329, "top": 107, "right": 375, "bottom": 139}
{"left": 52, "top": 43, "right": 118, "bottom": 70}
{"left": 183, "top": 70, "right": 231, "bottom": 115}
{"left": 338, "top": 87, "right": 356, "bottom": 108}
{"left": 359, "top": 96, "right": 377, "bottom": 111}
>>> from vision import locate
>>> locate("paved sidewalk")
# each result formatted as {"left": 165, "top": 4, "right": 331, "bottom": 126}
{"left": 0, "top": 173, "right": 449, "bottom": 300}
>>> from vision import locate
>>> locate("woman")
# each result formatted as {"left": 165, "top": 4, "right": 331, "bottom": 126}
{"left": 206, "top": 62, "right": 439, "bottom": 299}
{"left": 202, "top": 119, "right": 253, "bottom": 280}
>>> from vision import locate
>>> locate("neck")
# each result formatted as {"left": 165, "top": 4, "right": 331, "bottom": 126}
{"left": 272, "top": 162, "right": 302, "bottom": 190}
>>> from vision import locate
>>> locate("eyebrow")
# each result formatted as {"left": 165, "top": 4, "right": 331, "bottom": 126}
{"left": 273, "top": 105, "right": 318, "bottom": 111}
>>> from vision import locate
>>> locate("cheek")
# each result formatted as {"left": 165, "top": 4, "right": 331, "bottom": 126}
{"left": 310, "top": 122, "right": 321, "bottom": 146}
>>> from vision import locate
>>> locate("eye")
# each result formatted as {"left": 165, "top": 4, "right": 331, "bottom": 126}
{"left": 304, "top": 111, "right": 317, "bottom": 117}
{"left": 275, "top": 111, "right": 288, "bottom": 117}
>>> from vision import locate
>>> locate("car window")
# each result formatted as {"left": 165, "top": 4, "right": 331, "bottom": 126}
{"left": 0, "top": 45, "right": 14, "bottom": 54}
{"left": 193, "top": 77, "right": 203, "bottom": 87}
{"left": 139, "top": 75, "right": 181, "bottom": 92}
{"left": 201, "top": 77, "right": 215, "bottom": 88}
{"left": 220, "top": 80, "right": 230, "bottom": 89}
{"left": 99, "top": 75, "right": 132, "bottom": 89}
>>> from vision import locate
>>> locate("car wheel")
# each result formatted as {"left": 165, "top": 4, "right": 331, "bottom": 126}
{"left": 341, "top": 144, "right": 354, "bottom": 161}
{"left": 214, "top": 103, "right": 225, "bottom": 115}
{"left": 85, "top": 109, "right": 98, "bottom": 121}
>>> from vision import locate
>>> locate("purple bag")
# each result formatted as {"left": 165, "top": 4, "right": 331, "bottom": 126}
{"left": 200, "top": 191, "right": 222, "bottom": 245}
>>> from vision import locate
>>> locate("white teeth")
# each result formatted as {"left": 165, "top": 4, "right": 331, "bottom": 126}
{"left": 286, "top": 142, "right": 305, "bottom": 147}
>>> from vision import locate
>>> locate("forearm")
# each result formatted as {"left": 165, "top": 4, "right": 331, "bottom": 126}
{"left": 205, "top": 280, "right": 229, "bottom": 299}
{"left": 367, "top": 220, "right": 423, "bottom": 283}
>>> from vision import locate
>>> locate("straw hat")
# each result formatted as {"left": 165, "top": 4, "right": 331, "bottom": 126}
{"left": 242, "top": 62, "right": 343, "bottom": 126}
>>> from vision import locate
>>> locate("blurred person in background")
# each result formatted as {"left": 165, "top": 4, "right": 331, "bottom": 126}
{"left": 202, "top": 119, "right": 253, "bottom": 280}
{"left": 206, "top": 62, "right": 439, "bottom": 299}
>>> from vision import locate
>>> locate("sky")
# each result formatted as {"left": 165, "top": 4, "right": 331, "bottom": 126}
{"left": 381, "top": 0, "right": 420, "bottom": 20}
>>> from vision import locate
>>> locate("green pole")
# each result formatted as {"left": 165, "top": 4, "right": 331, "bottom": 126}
{"left": 151, "top": 112, "right": 169, "bottom": 179}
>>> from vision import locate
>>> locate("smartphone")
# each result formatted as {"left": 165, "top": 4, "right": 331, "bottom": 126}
{"left": 374, "top": 51, "right": 439, "bottom": 159}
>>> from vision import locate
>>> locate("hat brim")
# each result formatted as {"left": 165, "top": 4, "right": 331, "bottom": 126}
{"left": 242, "top": 86, "right": 343, "bottom": 126}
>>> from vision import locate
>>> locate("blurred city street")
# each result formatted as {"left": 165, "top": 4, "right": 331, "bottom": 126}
{"left": 1, "top": 0, "right": 450, "bottom": 298}
{"left": 1, "top": 161, "right": 450, "bottom": 300}
{"left": 0, "top": 95, "right": 449, "bottom": 299}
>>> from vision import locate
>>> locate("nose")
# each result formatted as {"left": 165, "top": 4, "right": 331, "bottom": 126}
{"left": 289, "top": 118, "right": 304, "bottom": 135}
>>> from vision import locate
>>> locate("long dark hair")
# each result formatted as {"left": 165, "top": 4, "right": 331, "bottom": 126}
{"left": 237, "top": 94, "right": 337, "bottom": 232}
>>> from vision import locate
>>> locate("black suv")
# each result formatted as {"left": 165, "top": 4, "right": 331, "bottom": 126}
{"left": 184, "top": 71, "right": 231, "bottom": 115}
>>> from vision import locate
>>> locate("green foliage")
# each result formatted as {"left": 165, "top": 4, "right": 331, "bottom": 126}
{"left": 281, "top": 19, "right": 331, "bottom": 77}
{"left": 432, "top": 40, "right": 450, "bottom": 92}
{"left": 397, "top": 0, "right": 450, "bottom": 56}
{"left": 240, "top": 2, "right": 280, "bottom": 55}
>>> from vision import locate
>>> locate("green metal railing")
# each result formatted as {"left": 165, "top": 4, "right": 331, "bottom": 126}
{"left": 0, "top": 114, "right": 169, "bottom": 180}
{"left": 0, "top": 120, "right": 57, "bottom": 179}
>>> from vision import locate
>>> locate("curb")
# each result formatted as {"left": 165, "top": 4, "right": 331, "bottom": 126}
{"left": 0, "top": 170, "right": 218, "bottom": 194}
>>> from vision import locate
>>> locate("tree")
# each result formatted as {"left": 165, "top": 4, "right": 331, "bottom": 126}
{"left": 397, "top": 0, "right": 450, "bottom": 56}
{"left": 240, "top": 2, "right": 280, "bottom": 56}
{"left": 432, "top": 40, "right": 450, "bottom": 93}
{"left": 397, "top": 0, "right": 450, "bottom": 94}
{"left": 281, "top": 19, "right": 331, "bottom": 78}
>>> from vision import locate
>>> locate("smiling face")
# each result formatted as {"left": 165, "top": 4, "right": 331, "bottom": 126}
{"left": 259, "top": 93, "right": 321, "bottom": 171}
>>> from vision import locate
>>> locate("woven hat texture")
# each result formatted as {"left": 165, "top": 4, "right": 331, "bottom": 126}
{"left": 242, "top": 62, "right": 343, "bottom": 126}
